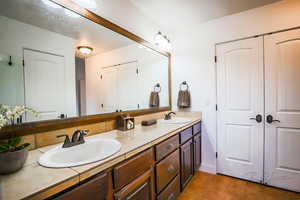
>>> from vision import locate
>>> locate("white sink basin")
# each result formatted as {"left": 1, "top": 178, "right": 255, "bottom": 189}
{"left": 39, "top": 138, "right": 121, "bottom": 168}
{"left": 162, "top": 117, "right": 192, "bottom": 124}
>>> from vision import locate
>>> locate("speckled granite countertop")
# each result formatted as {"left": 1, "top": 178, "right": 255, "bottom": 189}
{"left": 0, "top": 113, "right": 201, "bottom": 200}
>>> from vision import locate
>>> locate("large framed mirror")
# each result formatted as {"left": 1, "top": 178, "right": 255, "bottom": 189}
{"left": 0, "top": 0, "right": 171, "bottom": 138}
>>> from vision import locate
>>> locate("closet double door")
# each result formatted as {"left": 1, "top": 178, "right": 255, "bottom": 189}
{"left": 217, "top": 29, "right": 300, "bottom": 192}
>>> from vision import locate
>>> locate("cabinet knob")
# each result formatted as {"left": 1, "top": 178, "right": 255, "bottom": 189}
{"left": 167, "top": 193, "right": 174, "bottom": 200}
{"left": 167, "top": 164, "right": 175, "bottom": 173}
{"left": 166, "top": 143, "right": 174, "bottom": 150}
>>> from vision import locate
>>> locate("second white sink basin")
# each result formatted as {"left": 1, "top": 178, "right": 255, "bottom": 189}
{"left": 39, "top": 138, "right": 121, "bottom": 168}
{"left": 162, "top": 117, "right": 192, "bottom": 124}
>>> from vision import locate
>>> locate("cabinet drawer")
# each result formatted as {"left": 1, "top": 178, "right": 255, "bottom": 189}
{"left": 53, "top": 172, "right": 109, "bottom": 200}
{"left": 114, "top": 148, "right": 154, "bottom": 190}
{"left": 157, "top": 175, "right": 180, "bottom": 200}
{"left": 156, "top": 149, "right": 180, "bottom": 193}
{"left": 193, "top": 122, "right": 201, "bottom": 134}
{"left": 180, "top": 127, "right": 193, "bottom": 144}
{"left": 155, "top": 135, "right": 179, "bottom": 161}
{"left": 114, "top": 169, "right": 154, "bottom": 200}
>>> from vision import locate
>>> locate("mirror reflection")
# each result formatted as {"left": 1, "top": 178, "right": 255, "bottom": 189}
{"left": 0, "top": 0, "right": 169, "bottom": 122}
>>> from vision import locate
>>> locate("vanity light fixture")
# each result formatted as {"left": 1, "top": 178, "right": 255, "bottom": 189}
{"left": 154, "top": 31, "right": 172, "bottom": 51}
{"left": 77, "top": 46, "right": 93, "bottom": 56}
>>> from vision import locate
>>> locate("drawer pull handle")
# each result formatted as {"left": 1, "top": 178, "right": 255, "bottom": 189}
{"left": 167, "top": 165, "right": 175, "bottom": 173}
{"left": 166, "top": 143, "right": 174, "bottom": 150}
{"left": 168, "top": 193, "right": 174, "bottom": 200}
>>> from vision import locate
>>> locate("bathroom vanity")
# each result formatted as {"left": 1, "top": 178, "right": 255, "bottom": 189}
{"left": 48, "top": 121, "right": 201, "bottom": 200}
{"left": 1, "top": 116, "right": 201, "bottom": 200}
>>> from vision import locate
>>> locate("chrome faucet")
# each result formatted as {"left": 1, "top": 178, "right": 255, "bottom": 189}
{"left": 164, "top": 112, "right": 176, "bottom": 120}
{"left": 57, "top": 129, "right": 89, "bottom": 148}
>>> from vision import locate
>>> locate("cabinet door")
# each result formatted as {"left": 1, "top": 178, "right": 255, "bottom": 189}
{"left": 193, "top": 134, "right": 201, "bottom": 172}
{"left": 53, "top": 172, "right": 110, "bottom": 200}
{"left": 180, "top": 139, "right": 193, "bottom": 189}
{"left": 114, "top": 169, "right": 154, "bottom": 200}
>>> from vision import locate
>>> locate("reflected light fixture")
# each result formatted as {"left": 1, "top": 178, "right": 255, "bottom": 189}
{"left": 77, "top": 46, "right": 93, "bottom": 56}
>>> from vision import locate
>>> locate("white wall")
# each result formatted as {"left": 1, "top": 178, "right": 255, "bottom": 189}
{"left": 170, "top": 0, "right": 300, "bottom": 173}
{"left": 0, "top": 16, "right": 77, "bottom": 118}
{"left": 85, "top": 44, "right": 169, "bottom": 114}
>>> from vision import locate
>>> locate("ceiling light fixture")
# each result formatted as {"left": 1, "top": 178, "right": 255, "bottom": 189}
{"left": 77, "top": 46, "right": 93, "bottom": 56}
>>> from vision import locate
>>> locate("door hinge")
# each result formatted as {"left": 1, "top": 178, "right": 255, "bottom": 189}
{"left": 216, "top": 104, "right": 218, "bottom": 111}
{"left": 101, "top": 104, "right": 103, "bottom": 108}
{"left": 137, "top": 104, "right": 140, "bottom": 109}
{"left": 22, "top": 59, "right": 25, "bottom": 66}
{"left": 136, "top": 68, "right": 139, "bottom": 74}
{"left": 100, "top": 74, "right": 103, "bottom": 79}
{"left": 216, "top": 152, "right": 218, "bottom": 158}
{"left": 214, "top": 56, "right": 217, "bottom": 63}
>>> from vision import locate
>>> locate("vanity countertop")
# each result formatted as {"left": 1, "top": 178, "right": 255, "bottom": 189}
{"left": 0, "top": 113, "right": 202, "bottom": 200}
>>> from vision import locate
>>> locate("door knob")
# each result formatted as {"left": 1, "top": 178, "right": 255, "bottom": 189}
{"left": 249, "top": 114, "right": 262, "bottom": 123}
{"left": 266, "top": 115, "right": 280, "bottom": 124}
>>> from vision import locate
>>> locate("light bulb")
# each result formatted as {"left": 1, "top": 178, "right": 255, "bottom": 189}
{"left": 77, "top": 46, "right": 93, "bottom": 55}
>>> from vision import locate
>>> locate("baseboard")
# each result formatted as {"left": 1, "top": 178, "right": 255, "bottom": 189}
{"left": 199, "top": 163, "right": 216, "bottom": 174}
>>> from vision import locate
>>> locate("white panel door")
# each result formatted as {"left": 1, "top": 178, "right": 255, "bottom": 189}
{"left": 117, "top": 62, "right": 139, "bottom": 112}
{"left": 217, "top": 37, "right": 264, "bottom": 182}
{"left": 264, "top": 29, "right": 300, "bottom": 192}
{"left": 99, "top": 68, "right": 118, "bottom": 113}
{"left": 24, "top": 49, "right": 65, "bottom": 121}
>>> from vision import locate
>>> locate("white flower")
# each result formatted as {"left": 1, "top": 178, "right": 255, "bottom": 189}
{"left": 0, "top": 105, "right": 38, "bottom": 129}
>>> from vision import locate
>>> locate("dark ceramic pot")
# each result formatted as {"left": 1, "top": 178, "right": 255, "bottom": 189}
{"left": 0, "top": 148, "right": 28, "bottom": 174}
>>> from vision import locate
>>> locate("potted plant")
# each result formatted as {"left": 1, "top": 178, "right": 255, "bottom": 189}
{"left": 0, "top": 105, "right": 38, "bottom": 174}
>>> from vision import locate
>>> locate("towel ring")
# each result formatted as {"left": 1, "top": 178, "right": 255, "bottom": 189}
{"left": 179, "top": 81, "right": 189, "bottom": 91}
{"left": 154, "top": 83, "right": 161, "bottom": 93}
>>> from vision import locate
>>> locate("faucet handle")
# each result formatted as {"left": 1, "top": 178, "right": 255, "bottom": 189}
{"left": 78, "top": 129, "right": 89, "bottom": 143}
{"left": 81, "top": 129, "right": 89, "bottom": 135}
{"left": 57, "top": 134, "right": 71, "bottom": 148}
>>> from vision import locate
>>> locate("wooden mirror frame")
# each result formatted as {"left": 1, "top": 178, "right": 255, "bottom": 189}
{"left": 0, "top": 0, "right": 172, "bottom": 139}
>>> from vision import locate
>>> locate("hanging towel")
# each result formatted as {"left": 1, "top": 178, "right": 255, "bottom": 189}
{"left": 149, "top": 83, "right": 161, "bottom": 108}
{"left": 177, "top": 82, "right": 191, "bottom": 108}
{"left": 149, "top": 91, "right": 160, "bottom": 107}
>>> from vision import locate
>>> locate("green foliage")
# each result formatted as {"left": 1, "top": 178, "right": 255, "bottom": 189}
{"left": 0, "top": 136, "right": 30, "bottom": 153}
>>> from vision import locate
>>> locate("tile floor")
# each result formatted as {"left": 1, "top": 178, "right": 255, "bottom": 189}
{"left": 178, "top": 172, "right": 300, "bottom": 200}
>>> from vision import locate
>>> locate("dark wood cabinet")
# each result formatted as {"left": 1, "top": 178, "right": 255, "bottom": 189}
{"left": 180, "top": 139, "right": 194, "bottom": 190}
{"left": 155, "top": 135, "right": 179, "bottom": 161}
{"left": 114, "top": 169, "right": 155, "bottom": 200}
{"left": 114, "top": 148, "right": 154, "bottom": 190}
{"left": 193, "top": 133, "right": 201, "bottom": 172}
{"left": 156, "top": 149, "right": 180, "bottom": 193}
{"left": 157, "top": 175, "right": 180, "bottom": 200}
{"left": 180, "top": 127, "right": 193, "bottom": 144}
{"left": 49, "top": 122, "right": 201, "bottom": 200}
{"left": 52, "top": 172, "right": 111, "bottom": 200}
